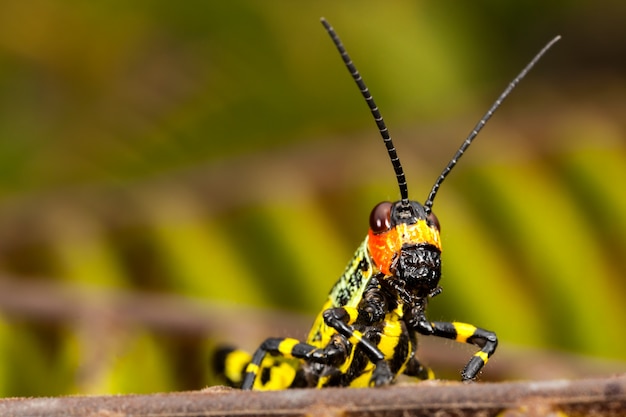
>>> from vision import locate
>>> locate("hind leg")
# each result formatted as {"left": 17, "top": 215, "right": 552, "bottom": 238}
{"left": 241, "top": 337, "right": 318, "bottom": 390}
{"left": 242, "top": 335, "right": 359, "bottom": 390}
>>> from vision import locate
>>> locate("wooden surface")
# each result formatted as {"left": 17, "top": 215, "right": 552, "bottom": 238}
{"left": 1, "top": 374, "right": 625, "bottom": 417}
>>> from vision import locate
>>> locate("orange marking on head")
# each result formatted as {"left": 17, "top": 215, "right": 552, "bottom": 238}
{"left": 367, "top": 219, "right": 441, "bottom": 275}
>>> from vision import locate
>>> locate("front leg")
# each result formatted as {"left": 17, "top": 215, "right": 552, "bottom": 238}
{"left": 416, "top": 320, "right": 498, "bottom": 381}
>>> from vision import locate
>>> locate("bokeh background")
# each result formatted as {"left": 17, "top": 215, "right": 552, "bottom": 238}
{"left": 0, "top": 1, "right": 626, "bottom": 396}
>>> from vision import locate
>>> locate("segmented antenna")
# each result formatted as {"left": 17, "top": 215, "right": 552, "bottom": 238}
{"left": 424, "top": 35, "right": 561, "bottom": 213}
{"left": 321, "top": 18, "right": 409, "bottom": 205}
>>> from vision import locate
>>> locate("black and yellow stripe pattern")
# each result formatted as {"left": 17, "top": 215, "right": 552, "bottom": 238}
{"left": 214, "top": 203, "right": 497, "bottom": 390}
{"left": 220, "top": 304, "right": 497, "bottom": 390}
{"left": 207, "top": 16, "right": 543, "bottom": 391}
{"left": 425, "top": 321, "right": 498, "bottom": 380}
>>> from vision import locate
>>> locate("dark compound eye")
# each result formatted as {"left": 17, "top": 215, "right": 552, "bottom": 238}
{"left": 369, "top": 201, "right": 393, "bottom": 234}
{"left": 427, "top": 211, "right": 440, "bottom": 231}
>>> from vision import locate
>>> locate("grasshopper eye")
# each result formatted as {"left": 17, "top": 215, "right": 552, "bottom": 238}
{"left": 369, "top": 201, "right": 393, "bottom": 234}
{"left": 428, "top": 211, "right": 440, "bottom": 231}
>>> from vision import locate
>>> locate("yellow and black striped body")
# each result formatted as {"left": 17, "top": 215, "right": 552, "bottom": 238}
{"left": 215, "top": 238, "right": 421, "bottom": 390}
{"left": 214, "top": 202, "right": 497, "bottom": 390}
{"left": 208, "top": 17, "right": 571, "bottom": 391}
{"left": 304, "top": 239, "right": 414, "bottom": 388}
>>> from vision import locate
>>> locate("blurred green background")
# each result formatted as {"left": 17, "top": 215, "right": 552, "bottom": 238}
{"left": 0, "top": 1, "right": 626, "bottom": 396}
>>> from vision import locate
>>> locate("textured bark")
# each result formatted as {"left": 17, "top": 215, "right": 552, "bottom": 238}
{"left": 1, "top": 374, "right": 625, "bottom": 417}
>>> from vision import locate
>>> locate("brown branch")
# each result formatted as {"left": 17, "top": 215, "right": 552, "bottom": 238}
{"left": 0, "top": 277, "right": 624, "bottom": 382}
{"left": 0, "top": 278, "right": 310, "bottom": 342}
{"left": 0, "top": 374, "right": 625, "bottom": 417}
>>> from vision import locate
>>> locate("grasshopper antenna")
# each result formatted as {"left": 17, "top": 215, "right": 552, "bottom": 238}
{"left": 424, "top": 35, "right": 561, "bottom": 213}
{"left": 321, "top": 17, "right": 409, "bottom": 206}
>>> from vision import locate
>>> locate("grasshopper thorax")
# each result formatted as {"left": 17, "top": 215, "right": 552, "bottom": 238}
{"left": 367, "top": 200, "right": 441, "bottom": 297}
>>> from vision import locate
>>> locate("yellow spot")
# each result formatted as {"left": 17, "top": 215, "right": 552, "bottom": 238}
{"left": 453, "top": 322, "right": 477, "bottom": 343}
{"left": 474, "top": 351, "right": 489, "bottom": 364}
{"left": 377, "top": 321, "right": 402, "bottom": 357}
{"left": 224, "top": 350, "right": 251, "bottom": 383}
{"left": 317, "top": 375, "right": 331, "bottom": 387}
{"left": 346, "top": 307, "right": 359, "bottom": 324}
{"left": 392, "top": 303, "right": 404, "bottom": 317}
{"left": 245, "top": 363, "right": 259, "bottom": 374}
{"left": 278, "top": 338, "right": 299, "bottom": 358}
{"left": 259, "top": 361, "right": 297, "bottom": 390}
{"left": 349, "top": 330, "right": 363, "bottom": 345}
{"left": 399, "top": 220, "right": 441, "bottom": 249}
